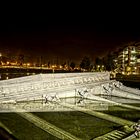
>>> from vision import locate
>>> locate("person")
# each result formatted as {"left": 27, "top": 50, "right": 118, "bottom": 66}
{"left": 102, "top": 85, "right": 109, "bottom": 94}
{"left": 108, "top": 83, "right": 114, "bottom": 93}
{"left": 44, "top": 93, "right": 60, "bottom": 104}
{"left": 133, "top": 120, "right": 140, "bottom": 138}
{"left": 77, "top": 98, "right": 84, "bottom": 104}
{"left": 114, "top": 81, "right": 122, "bottom": 88}
{"left": 77, "top": 88, "right": 88, "bottom": 99}
{"left": 0, "top": 87, "right": 3, "bottom": 93}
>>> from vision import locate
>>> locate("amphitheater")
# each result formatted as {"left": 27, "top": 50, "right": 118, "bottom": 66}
{"left": 0, "top": 72, "right": 140, "bottom": 140}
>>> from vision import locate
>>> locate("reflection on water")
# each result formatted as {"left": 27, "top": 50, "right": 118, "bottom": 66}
{"left": 0, "top": 92, "right": 140, "bottom": 113}
{"left": 120, "top": 81, "right": 140, "bottom": 90}
{"left": 0, "top": 97, "right": 109, "bottom": 112}
{"left": 0, "top": 73, "right": 35, "bottom": 80}
{"left": 1, "top": 95, "right": 139, "bottom": 113}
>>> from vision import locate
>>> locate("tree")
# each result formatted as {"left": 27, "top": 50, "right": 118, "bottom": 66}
{"left": 95, "top": 57, "right": 102, "bottom": 65}
{"left": 48, "top": 61, "right": 50, "bottom": 68}
{"left": 89, "top": 64, "right": 94, "bottom": 71}
{"left": 62, "top": 62, "right": 66, "bottom": 68}
{"left": 105, "top": 53, "right": 116, "bottom": 71}
{"left": 18, "top": 54, "right": 24, "bottom": 66}
{"left": 0, "top": 56, "right": 8, "bottom": 65}
{"left": 80, "top": 56, "right": 91, "bottom": 71}
{"left": 95, "top": 57, "right": 103, "bottom": 71}
{"left": 70, "top": 62, "right": 75, "bottom": 69}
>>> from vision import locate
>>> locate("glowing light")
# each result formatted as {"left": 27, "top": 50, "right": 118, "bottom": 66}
{"left": 130, "top": 56, "right": 136, "bottom": 60}
{"left": 137, "top": 59, "right": 140, "bottom": 63}
{"left": 126, "top": 66, "right": 131, "bottom": 72}
{"left": 7, "top": 61, "right": 10, "bottom": 65}
{"left": 27, "top": 63, "right": 30, "bottom": 66}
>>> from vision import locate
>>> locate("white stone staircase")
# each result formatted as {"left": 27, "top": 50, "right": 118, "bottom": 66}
{"left": 93, "top": 125, "right": 134, "bottom": 140}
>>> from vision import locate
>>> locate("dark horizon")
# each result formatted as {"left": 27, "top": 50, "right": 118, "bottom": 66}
{"left": 1, "top": 10, "right": 140, "bottom": 64}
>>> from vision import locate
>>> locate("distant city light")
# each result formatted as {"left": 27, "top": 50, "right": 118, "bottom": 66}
{"left": 7, "top": 61, "right": 10, "bottom": 65}
{"left": 27, "top": 63, "right": 30, "bottom": 66}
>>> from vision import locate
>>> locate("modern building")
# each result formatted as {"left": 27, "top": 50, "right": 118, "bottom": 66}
{"left": 115, "top": 42, "right": 140, "bottom": 74}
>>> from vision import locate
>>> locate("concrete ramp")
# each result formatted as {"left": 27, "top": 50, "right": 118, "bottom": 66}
{"left": 111, "top": 89, "right": 140, "bottom": 100}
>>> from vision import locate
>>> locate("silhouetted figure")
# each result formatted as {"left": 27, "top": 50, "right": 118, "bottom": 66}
{"left": 77, "top": 88, "right": 88, "bottom": 99}
{"left": 44, "top": 94, "right": 60, "bottom": 104}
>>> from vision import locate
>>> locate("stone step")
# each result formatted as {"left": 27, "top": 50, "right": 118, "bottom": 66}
{"left": 109, "top": 133, "right": 123, "bottom": 139}
{"left": 106, "top": 134, "right": 118, "bottom": 139}
{"left": 116, "top": 130, "right": 127, "bottom": 135}
{"left": 114, "top": 131, "right": 125, "bottom": 136}
{"left": 94, "top": 127, "right": 134, "bottom": 140}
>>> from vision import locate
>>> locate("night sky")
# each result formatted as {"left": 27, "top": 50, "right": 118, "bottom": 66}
{"left": 0, "top": 7, "right": 140, "bottom": 63}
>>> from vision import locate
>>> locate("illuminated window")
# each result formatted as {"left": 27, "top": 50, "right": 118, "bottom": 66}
{"left": 130, "top": 57, "right": 136, "bottom": 60}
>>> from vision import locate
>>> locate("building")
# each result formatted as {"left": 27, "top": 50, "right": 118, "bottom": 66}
{"left": 115, "top": 42, "right": 140, "bottom": 74}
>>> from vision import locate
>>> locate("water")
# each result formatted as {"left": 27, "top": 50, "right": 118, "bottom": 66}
{"left": 0, "top": 73, "right": 35, "bottom": 80}
{"left": 120, "top": 81, "right": 140, "bottom": 90}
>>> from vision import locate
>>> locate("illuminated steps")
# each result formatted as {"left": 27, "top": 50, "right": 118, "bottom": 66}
{"left": 0, "top": 72, "right": 110, "bottom": 101}
{"left": 120, "top": 85, "right": 140, "bottom": 96}
{"left": 0, "top": 72, "right": 109, "bottom": 86}
{"left": 118, "top": 103, "right": 140, "bottom": 111}
{"left": 111, "top": 88, "right": 140, "bottom": 101}
{"left": 86, "top": 94, "right": 140, "bottom": 111}
{"left": 0, "top": 80, "right": 114, "bottom": 103}
{"left": 94, "top": 126, "right": 134, "bottom": 140}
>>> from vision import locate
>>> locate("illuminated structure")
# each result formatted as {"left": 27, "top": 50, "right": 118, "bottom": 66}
{"left": 0, "top": 72, "right": 140, "bottom": 111}
{"left": 0, "top": 72, "right": 140, "bottom": 139}
{"left": 115, "top": 42, "right": 140, "bottom": 74}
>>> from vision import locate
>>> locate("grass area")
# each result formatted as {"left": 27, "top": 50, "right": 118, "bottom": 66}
{"left": 125, "top": 103, "right": 140, "bottom": 107}
{"left": 102, "top": 105, "right": 140, "bottom": 122}
{"left": 34, "top": 111, "right": 121, "bottom": 140}
{"left": 0, "top": 113, "right": 60, "bottom": 140}
{"left": 0, "top": 106, "right": 139, "bottom": 139}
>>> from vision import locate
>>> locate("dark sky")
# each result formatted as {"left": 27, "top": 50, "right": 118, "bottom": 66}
{"left": 0, "top": 7, "right": 140, "bottom": 63}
